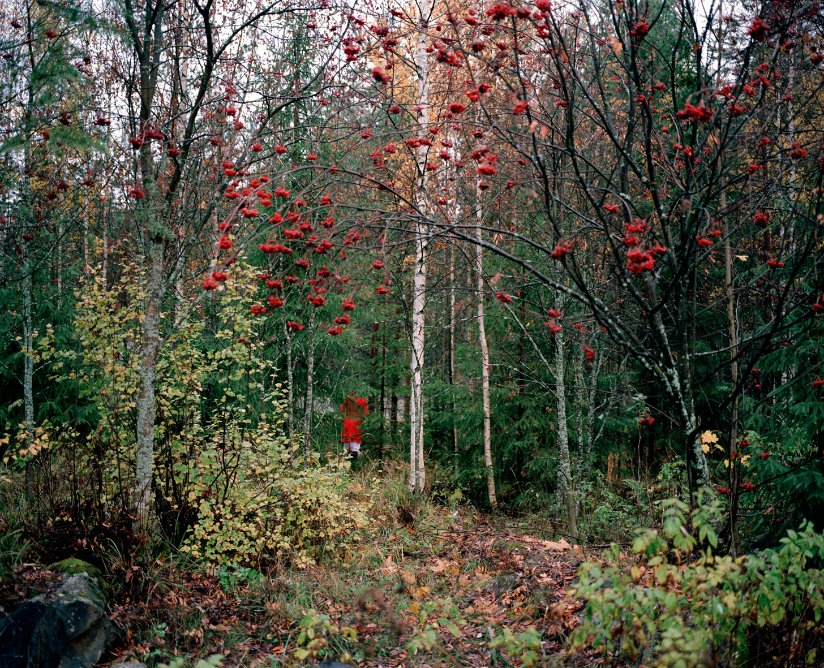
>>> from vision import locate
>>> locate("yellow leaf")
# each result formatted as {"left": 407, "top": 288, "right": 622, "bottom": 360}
{"left": 606, "top": 34, "right": 622, "bottom": 55}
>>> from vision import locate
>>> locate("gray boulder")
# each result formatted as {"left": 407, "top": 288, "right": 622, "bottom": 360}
{"left": 0, "top": 572, "right": 113, "bottom": 667}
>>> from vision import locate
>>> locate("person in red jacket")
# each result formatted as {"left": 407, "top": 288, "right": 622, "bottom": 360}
{"left": 340, "top": 393, "right": 368, "bottom": 458}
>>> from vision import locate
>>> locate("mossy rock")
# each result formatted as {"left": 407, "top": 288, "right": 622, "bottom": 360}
{"left": 48, "top": 557, "right": 103, "bottom": 582}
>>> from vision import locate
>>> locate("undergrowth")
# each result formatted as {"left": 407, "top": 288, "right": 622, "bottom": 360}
{"left": 4, "top": 460, "right": 824, "bottom": 667}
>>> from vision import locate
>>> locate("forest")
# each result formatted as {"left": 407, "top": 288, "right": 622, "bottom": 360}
{"left": 0, "top": 0, "right": 823, "bottom": 665}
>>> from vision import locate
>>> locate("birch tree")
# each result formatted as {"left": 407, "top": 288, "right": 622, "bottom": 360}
{"left": 408, "top": 0, "right": 436, "bottom": 494}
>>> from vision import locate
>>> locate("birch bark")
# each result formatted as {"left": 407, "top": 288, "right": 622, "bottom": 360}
{"left": 284, "top": 323, "right": 296, "bottom": 462}
{"left": 409, "top": 0, "right": 434, "bottom": 494}
{"left": 475, "top": 190, "right": 496, "bottom": 508}
{"left": 449, "top": 237, "right": 458, "bottom": 472}
{"left": 304, "top": 306, "right": 315, "bottom": 463}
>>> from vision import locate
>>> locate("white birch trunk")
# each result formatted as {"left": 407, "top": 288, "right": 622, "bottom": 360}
{"left": 101, "top": 217, "right": 108, "bottom": 289}
{"left": 284, "top": 324, "right": 296, "bottom": 462}
{"left": 410, "top": 228, "right": 427, "bottom": 493}
{"left": 303, "top": 306, "right": 315, "bottom": 462}
{"left": 409, "top": 0, "right": 434, "bottom": 494}
{"left": 475, "top": 197, "right": 496, "bottom": 507}
{"left": 56, "top": 222, "right": 63, "bottom": 311}
{"left": 449, "top": 139, "right": 461, "bottom": 472}
{"left": 449, "top": 238, "right": 459, "bottom": 472}
{"left": 83, "top": 197, "right": 90, "bottom": 274}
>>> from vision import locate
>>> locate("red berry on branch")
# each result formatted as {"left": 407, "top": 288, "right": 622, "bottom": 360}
{"left": 496, "top": 291, "right": 512, "bottom": 303}
{"left": 486, "top": 2, "right": 514, "bottom": 20}
{"left": 545, "top": 320, "right": 562, "bottom": 334}
{"left": 551, "top": 239, "right": 574, "bottom": 259}
{"left": 748, "top": 17, "right": 769, "bottom": 42}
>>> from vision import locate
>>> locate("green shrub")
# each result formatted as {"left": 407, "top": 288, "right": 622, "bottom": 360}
{"left": 489, "top": 627, "right": 542, "bottom": 667}
{"left": 292, "top": 609, "right": 357, "bottom": 664}
{"left": 405, "top": 597, "right": 465, "bottom": 656}
{"left": 578, "top": 462, "right": 686, "bottom": 542}
{"left": 182, "top": 415, "right": 373, "bottom": 567}
{"left": 571, "top": 493, "right": 824, "bottom": 666}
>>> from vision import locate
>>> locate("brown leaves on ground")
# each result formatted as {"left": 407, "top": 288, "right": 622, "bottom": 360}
{"left": 103, "top": 508, "right": 591, "bottom": 666}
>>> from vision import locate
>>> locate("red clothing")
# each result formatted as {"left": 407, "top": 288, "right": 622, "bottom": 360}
{"left": 340, "top": 397, "right": 368, "bottom": 442}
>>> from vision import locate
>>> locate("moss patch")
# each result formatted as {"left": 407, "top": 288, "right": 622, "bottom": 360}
{"left": 48, "top": 558, "right": 103, "bottom": 581}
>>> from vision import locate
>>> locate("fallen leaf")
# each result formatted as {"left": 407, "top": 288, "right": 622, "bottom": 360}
{"left": 542, "top": 539, "right": 572, "bottom": 551}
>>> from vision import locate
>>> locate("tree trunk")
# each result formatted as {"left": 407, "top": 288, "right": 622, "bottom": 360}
{"left": 21, "top": 78, "right": 35, "bottom": 499}
{"left": 22, "top": 248, "right": 35, "bottom": 499}
{"left": 722, "top": 196, "right": 741, "bottom": 553}
{"left": 22, "top": 252, "right": 34, "bottom": 443}
{"left": 134, "top": 236, "right": 164, "bottom": 535}
{"left": 410, "top": 227, "right": 427, "bottom": 493}
{"left": 680, "top": 389, "right": 710, "bottom": 492}
{"left": 379, "top": 324, "right": 388, "bottom": 459}
{"left": 131, "top": 0, "right": 166, "bottom": 537}
{"left": 449, "top": 239, "right": 459, "bottom": 473}
{"left": 101, "top": 215, "right": 108, "bottom": 289}
{"left": 408, "top": 0, "right": 433, "bottom": 494}
{"left": 82, "top": 196, "right": 90, "bottom": 274}
{"left": 303, "top": 305, "right": 315, "bottom": 463}
{"left": 55, "top": 222, "right": 63, "bottom": 311}
{"left": 581, "top": 355, "right": 600, "bottom": 482}
{"left": 475, "top": 198, "right": 496, "bottom": 508}
{"left": 554, "top": 328, "right": 576, "bottom": 535}
{"left": 285, "top": 323, "right": 296, "bottom": 462}
{"left": 650, "top": 285, "right": 710, "bottom": 492}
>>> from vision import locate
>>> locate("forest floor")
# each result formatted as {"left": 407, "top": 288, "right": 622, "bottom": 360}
{"left": 2, "top": 465, "right": 609, "bottom": 667}
{"left": 95, "top": 503, "right": 597, "bottom": 666}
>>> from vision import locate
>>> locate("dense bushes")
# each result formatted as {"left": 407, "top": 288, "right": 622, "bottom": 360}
{"left": 183, "top": 422, "right": 373, "bottom": 566}
{"left": 572, "top": 494, "right": 824, "bottom": 666}
{"left": 3, "top": 258, "right": 372, "bottom": 567}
